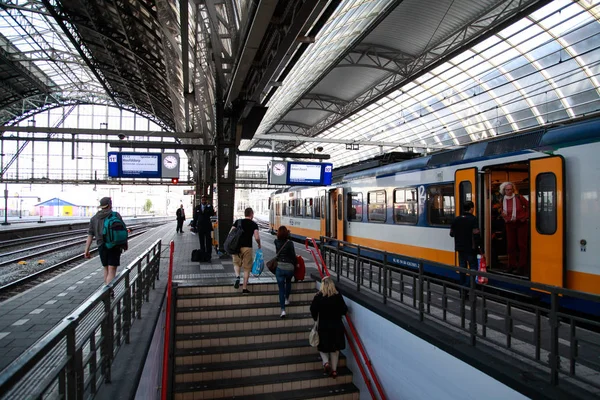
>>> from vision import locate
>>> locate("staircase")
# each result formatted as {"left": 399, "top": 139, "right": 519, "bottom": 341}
{"left": 172, "top": 280, "right": 360, "bottom": 399}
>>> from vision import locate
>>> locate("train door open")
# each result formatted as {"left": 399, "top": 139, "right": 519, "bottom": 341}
{"left": 328, "top": 188, "right": 344, "bottom": 241}
{"left": 529, "top": 156, "right": 565, "bottom": 288}
{"left": 483, "top": 162, "right": 530, "bottom": 277}
{"left": 319, "top": 190, "right": 327, "bottom": 238}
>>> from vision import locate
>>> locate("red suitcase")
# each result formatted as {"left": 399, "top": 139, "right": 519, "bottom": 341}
{"left": 295, "top": 255, "right": 306, "bottom": 281}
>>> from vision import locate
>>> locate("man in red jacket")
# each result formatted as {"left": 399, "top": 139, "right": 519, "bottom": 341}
{"left": 500, "top": 182, "right": 529, "bottom": 275}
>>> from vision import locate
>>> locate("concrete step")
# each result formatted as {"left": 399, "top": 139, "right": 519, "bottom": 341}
{"left": 173, "top": 366, "right": 354, "bottom": 399}
{"left": 175, "top": 339, "right": 316, "bottom": 366}
{"left": 176, "top": 325, "right": 313, "bottom": 349}
{"left": 177, "top": 281, "right": 316, "bottom": 297}
{"left": 174, "top": 353, "right": 347, "bottom": 383}
{"left": 175, "top": 313, "right": 314, "bottom": 335}
{"left": 176, "top": 289, "right": 317, "bottom": 308}
{"left": 176, "top": 301, "right": 311, "bottom": 320}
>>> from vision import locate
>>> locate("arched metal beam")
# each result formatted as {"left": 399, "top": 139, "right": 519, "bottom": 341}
{"left": 291, "top": 94, "right": 348, "bottom": 114}
{"left": 336, "top": 44, "right": 414, "bottom": 76}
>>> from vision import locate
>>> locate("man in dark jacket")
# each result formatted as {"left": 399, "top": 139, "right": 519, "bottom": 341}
{"left": 193, "top": 195, "right": 215, "bottom": 260}
{"left": 175, "top": 204, "right": 186, "bottom": 234}
{"left": 449, "top": 201, "right": 481, "bottom": 285}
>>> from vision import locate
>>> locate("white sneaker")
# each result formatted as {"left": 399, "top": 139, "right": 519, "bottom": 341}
{"left": 280, "top": 310, "right": 286, "bottom": 318}
{"left": 285, "top": 298, "right": 290, "bottom": 306}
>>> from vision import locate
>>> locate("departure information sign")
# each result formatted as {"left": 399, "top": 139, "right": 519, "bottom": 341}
{"left": 121, "top": 153, "right": 160, "bottom": 178}
{"left": 108, "top": 152, "right": 180, "bottom": 179}
{"left": 288, "top": 163, "right": 324, "bottom": 184}
{"left": 267, "top": 161, "right": 333, "bottom": 186}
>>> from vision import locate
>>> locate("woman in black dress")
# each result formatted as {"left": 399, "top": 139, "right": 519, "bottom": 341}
{"left": 310, "top": 276, "right": 348, "bottom": 378}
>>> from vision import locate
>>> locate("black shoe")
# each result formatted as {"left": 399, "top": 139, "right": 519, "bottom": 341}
{"left": 242, "top": 289, "right": 250, "bottom": 294}
{"left": 234, "top": 277, "right": 240, "bottom": 289}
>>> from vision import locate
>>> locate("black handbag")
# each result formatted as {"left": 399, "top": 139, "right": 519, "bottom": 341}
{"left": 267, "top": 240, "right": 289, "bottom": 274}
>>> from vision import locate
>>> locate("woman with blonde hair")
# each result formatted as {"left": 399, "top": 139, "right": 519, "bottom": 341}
{"left": 310, "top": 276, "right": 348, "bottom": 378}
{"left": 500, "top": 181, "right": 529, "bottom": 274}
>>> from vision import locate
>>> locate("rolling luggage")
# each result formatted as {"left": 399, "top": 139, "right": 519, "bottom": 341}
{"left": 295, "top": 255, "right": 306, "bottom": 281}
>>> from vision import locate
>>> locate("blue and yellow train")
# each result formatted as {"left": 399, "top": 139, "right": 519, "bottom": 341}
{"left": 269, "top": 118, "right": 600, "bottom": 313}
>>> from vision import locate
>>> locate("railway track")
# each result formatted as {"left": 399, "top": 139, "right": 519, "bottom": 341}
{"left": 0, "top": 222, "right": 166, "bottom": 300}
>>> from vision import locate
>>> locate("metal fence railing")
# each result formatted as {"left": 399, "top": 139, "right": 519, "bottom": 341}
{"left": 320, "top": 237, "right": 600, "bottom": 396}
{"left": 0, "top": 240, "right": 163, "bottom": 399}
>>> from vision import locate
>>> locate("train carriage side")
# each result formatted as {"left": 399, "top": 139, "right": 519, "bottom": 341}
{"left": 268, "top": 119, "right": 600, "bottom": 309}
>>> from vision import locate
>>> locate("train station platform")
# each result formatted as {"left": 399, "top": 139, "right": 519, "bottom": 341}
{"left": 0, "top": 221, "right": 316, "bottom": 373}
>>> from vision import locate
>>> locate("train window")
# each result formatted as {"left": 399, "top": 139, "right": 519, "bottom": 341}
{"left": 282, "top": 202, "right": 287, "bottom": 216}
{"left": 536, "top": 173, "right": 557, "bottom": 234}
{"left": 368, "top": 190, "right": 386, "bottom": 222}
{"left": 337, "top": 194, "right": 343, "bottom": 220}
{"left": 393, "top": 188, "right": 418, "bottom": 224}
{"left": 347, "top": 192, "right": 363, "bottom": 222}
{"left": 427, "top": 185, "right": 455, "bottom": 226}
{"left": 296, "top": 199, "right": 303, "bottom": 217}
{"left": 314, "top": 197, "right": 321, "bottom": 218}
{"left": 459, "top": 181, "right": 472, "bottom": 204}
{"left": 305, "top": 198, "right": 313, "bottom": 218}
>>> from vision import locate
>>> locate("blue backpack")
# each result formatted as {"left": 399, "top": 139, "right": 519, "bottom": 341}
{"left": 103, "top": 212, "right": 128, "bottom": 249}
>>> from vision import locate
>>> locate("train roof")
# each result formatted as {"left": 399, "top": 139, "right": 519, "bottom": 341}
{"left": 343, "top": 117, "right": 600, "bottom": 182}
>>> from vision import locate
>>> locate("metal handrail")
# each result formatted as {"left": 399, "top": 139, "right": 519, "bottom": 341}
{"left": 0, "top": 240, "right": 163, "bottom": 399}
{"left": 306, "top": 237, "right": 386, "bottom": 400}
{"left": 319, "top": 236, "right": 600, "bottom": 393}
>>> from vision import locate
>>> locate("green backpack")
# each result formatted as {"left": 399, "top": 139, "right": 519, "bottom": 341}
{"left": 103, "top": 212, "right": 128, "bottom": 249}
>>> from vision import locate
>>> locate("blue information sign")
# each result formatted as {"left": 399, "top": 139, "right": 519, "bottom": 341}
{"left": 285, "top": 162, "right": 333, "bottom": 186}
{"left": 107, "top": 152, "right": 162, "bottom": 178}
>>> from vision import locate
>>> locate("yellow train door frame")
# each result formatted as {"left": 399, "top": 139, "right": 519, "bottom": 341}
{"left": 328, "top": 188, "right": 344, "bottom": 241}
{"left": 319, "top": 191, "right": 327, "bottom": 238}
{"left": 455, "top": 167, "right": 478, "bottom": 217}
{"left": 529, "top": 156, "right": 565, "bottom": 288}
{"left": 454, "top": 167, "right": 478, "bottom": 267}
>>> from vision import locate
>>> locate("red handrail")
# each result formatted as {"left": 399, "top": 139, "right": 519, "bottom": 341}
{"left": 161, "top": 241, "right": 175, "bottom": 400}
{"left": 304, "top": 238, "right": 329, "bottom": 278}
{"left": 346, "top": 315, "right": 386, "bottom": 400}
{"left": 344, "top": 329, "right": 378, "bottom": 400}
{"left": 306, "top": 237, "right": 385, "bottom": 400}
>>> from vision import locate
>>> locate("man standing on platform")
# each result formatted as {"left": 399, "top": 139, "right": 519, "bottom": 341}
{"left": 84, "top": 197, "right": 126, "bottom": 285}
{"left": 231, "top": 207, "right": 261, "bottom": 294}
{"left": 193, "top": 195, "right": 215, "bottom": 261}
{"left": 449, "top": 201, "right": 481, "bottom": 286}
{"left": 175, "top": 204, "right": 186, "bottom": 234}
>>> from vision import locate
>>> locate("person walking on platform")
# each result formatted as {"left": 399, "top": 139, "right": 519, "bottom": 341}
{"left": 231, "top": 207, "right": 261, "bottom": 294}
{"left": 176, "top": 204, "right": 186, "bottom": 234}
{"left": 193, "top": 195, "right": 215, "bottom": 261}
{"left": 274, "top": 226, "right": 297, "bottom": 318}
{"left": 449, "top": 201, "right": 481, "bottom": 286}
{"left": 83, "top": 197, "right": 127, "bottom": 285}
{"left": 310, "top": 276, "right": 348, "bottom": 379}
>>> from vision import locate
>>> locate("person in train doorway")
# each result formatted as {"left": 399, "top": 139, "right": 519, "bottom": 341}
{"left": 310, "top": 276, "right": 348, "bottom": 379}
{"left": 500, "top": 182, "right": 529, "bottom": 275}
{"left": 449, "top": 201, "right": 481, "bottom": 286}
{"left": 175, "top": 204, "right": 186, "bottom": 234}
{"left": 83, "top": 197, "right": 127, "bottom": 286}
{"left": 193, "top": 195, "right": 215, "bottom": 261}
{"left": 274, "top": 226, "right": 297, "bottom": 318}
{"left": 231, "top": 207, "right": 261, "bottom": 294}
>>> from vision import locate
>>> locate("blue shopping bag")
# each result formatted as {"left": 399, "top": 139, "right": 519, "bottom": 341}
{"left": 252, "top": 249, "right": 265, "bottom": 276}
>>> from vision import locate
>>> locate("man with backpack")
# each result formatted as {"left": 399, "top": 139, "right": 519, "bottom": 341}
{"left": 84, "top": 197, "right": 128, "bottom": 285}
{"left": 230, "top": 207, "right": 261, "bottom": 293}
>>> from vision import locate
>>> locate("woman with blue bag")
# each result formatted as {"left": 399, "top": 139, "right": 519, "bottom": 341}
{"left": 273, "top": 226, "right": 297, "bottom": 318}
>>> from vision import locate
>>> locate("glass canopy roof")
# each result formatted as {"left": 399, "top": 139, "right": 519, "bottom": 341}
{"left": 258, "top": 0, "right": 600, "bottom": 168}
